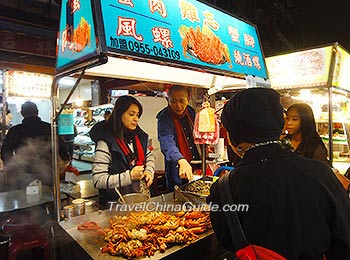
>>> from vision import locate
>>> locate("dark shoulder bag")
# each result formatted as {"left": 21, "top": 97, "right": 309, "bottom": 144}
{"left": 218, "top": 173, "right": 287, "bottom": 260}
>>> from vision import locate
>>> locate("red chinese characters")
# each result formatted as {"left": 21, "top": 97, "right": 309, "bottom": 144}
{"left": 61, "top": 29, "right": 75, "bottom": 53}
{"left": 234, "top": 50, "right": 261, "bottom": 70}
{"left": 152, "top": 27, "right": 173, "bottom": 48}
{"left": 234, "top": 50, "right": 244, "bottom": 66}
{"left": 149, "top": 0, "right": 167, "bottom": 18}
{"left": 203, "top": 10, "right": 219, "bottom": 31}
{"left": 227, "top": 26, "right": 261, "bottom": 70}
{"left": 252, "top": 56, "right": 261, "bottom": 70}
{"left": 117, "top": 17, "right": 144, "bottom": 41}
{"left": 70, "top": 0, "right": 81, "bottom": 14}
{"left": 228, "top": 26, "right": 240, "bottom": 43}
{"left": 118, "top": 0, "right": 134, "bottom": 7}
{"left": 243, "top": 53, "right": 252, "bottom": 67}
{"left": 179, "top": 0, "right": 200, "bottom": 23}
{"left": 244, "top": 33, "right": 255, "bottom": 48}
{"left": 61, "top": 0, "right": 80, "bottom": 53}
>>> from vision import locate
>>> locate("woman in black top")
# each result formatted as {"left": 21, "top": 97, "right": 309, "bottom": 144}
{"left": 285, "top": 103, "right": 328, "bottom": 164}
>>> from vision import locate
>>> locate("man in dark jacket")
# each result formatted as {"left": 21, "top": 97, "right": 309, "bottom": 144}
{"left": 1, "top": 101, "right": 69, "bottom": 189}
{"left": 156, "top": 85, "right": 200, "bottom": 191}
{"left": 207, "top": 88, "right": 350, "bottom": 260}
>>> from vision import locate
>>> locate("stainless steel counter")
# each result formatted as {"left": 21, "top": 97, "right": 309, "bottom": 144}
{"left": 62, "top": 179, "right": 98, "bottom": 200}
{"left": 57, "top": 192, "right": 233, "bottom": 260}
{"left": 0, "top": 186, "right": 53, "bottom": 213}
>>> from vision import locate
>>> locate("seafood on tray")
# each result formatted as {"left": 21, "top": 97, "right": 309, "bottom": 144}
{"left": 179, "top": 25, "right": 232, "bottom": 68}
{"left": 99, "top": 210, "right": 211, "bottom": 259}
{"left": 182, "top": 179, "right": 212, "bottom": 197}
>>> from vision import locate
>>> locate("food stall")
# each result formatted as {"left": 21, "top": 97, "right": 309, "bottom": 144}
{"left": 52, "top": 0, "right": 269, "bottom": 259}
{"left": 265, "top": 43, "right": 350, "bottom": 173}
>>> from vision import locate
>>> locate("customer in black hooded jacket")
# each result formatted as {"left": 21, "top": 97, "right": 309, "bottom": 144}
{"left": 207, "top": 87, "right": 350, "bottom": 260}
{"left": 1, "top": 101, "right": 70, "bottom": 189}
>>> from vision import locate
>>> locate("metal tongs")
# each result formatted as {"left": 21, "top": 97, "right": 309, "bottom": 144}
{"left": 114, "top": 187, "right": 126, "bottom": 203}
{"left": 174, "top": 185, "right": 195, "bottom": 209}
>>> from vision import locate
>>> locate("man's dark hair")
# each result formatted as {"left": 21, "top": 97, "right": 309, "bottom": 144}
{"left": 21, "top": 101, "right": 38, "bottom": 118}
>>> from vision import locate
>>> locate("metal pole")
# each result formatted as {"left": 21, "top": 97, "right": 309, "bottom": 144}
{"left": 326, "top": 43, "right": 338, "bottom": 165}
{"left": 51, "top": 77, "right": 61, "bottom": 222}
{"left": 201, "top": 144, "right": 206, "bottom": 177}
{"left": 328, "top": 87, "right": 333, "bottom": 164}
{"left": 1, "top": 70, "right": 9, "bottom": 191}
{"left": 1, "top": 71, "right": 6, "bottom": 140}
{"left": 52, "top": 69, "right": 87, "bottom": 221}
{"left": 54, "top": 70, "right": 86, "bottom": 122}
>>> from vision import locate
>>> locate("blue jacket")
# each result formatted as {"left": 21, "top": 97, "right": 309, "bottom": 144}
{"left": 156, "top": 106, "right": 198, "bottom": 191}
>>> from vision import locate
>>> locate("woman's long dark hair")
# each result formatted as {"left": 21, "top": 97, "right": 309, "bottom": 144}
{"left": 106, "top": 96, "right": 143, "bottom": 138}
{"left": 287, "top": 103, "right": 327, "bottom": 158}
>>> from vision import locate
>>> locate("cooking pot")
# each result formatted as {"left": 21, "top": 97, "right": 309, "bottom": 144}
{"left": 118, "top": 193, "right": 150, "bottom": 204}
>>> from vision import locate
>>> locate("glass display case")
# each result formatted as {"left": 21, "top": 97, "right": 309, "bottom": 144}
{"left": 73, "top": 104, "right": 113, "bottom": 162}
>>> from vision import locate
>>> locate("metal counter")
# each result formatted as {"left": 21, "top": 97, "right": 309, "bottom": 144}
{"left": 56, "top": 192, "right": 233, "bottom": 260}
{"left": 0, "top": 186, "right": 53, "bottom": 213}
{"left": 61, "top": 179, "right": 98, "bottom": 200}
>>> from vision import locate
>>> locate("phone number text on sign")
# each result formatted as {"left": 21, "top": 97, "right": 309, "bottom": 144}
{"left": 110, "top": 36, "right": 181, "bottom": 60}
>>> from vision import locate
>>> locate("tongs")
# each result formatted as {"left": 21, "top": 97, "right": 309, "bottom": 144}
{"left": 114, "top": 187, "right": 126, "bottom": 203}
{"left": 174, "top": 185, "right": 194, "bottom": 208}
{"left": 177, "top": 176, "right": 213, "bottom": 198}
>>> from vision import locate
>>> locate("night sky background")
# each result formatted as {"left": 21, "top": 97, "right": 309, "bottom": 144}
{"left": 208, "top": 0, "right": 350, "bottom": 57}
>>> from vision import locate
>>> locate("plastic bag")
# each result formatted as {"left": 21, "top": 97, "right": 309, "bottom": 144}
{"left": 194, "top": 106, "right": 219, "bottom": 145}
{"left": 198, "top": 106, "right": 216, "bottom": 132}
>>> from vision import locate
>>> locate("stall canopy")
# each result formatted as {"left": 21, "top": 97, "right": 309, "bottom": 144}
{"left": 265, "top": 43, "right": 350, "bottom": 91}
{"left": 56, "top": 0, "right": 269, "bottom": 90}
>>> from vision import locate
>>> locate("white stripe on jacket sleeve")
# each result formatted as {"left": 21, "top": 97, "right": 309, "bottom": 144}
{"left": 92, "top": 140, "right": 132, "bottom": 189}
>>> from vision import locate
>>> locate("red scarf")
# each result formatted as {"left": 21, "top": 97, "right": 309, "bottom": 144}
{"left": 116, "top": 135, "right": 145, "bottom": 166}
{"left": 169, "top": 106, "right": 194, "bottom": 162}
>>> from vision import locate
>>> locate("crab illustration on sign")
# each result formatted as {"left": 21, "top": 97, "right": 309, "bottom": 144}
{"left": 74, "top": 17, "right": 91, "bottom": 52}
{"left": 179, "top": 25, "right": 232, "bottom": 68}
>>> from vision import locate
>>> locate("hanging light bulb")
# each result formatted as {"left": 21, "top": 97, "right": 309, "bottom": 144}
{"left": 75, "top": 97, "right": 83, "bottom": 107}
{"left": 75, "top": 85, "right": 83, "bottom": 107}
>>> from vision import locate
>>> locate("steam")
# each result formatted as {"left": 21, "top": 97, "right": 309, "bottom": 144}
{"left": 5, "top": 138, "right": 53, "bottom": 190}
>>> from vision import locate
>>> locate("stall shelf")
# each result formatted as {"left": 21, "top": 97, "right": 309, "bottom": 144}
{"left": 51, "top": 3, "right": 271, "bottom": 260}
{"left": 266, "top": 43, "right": 350, "bottom": 173}
{"left": 72, "top": 103, "right": 113, "bottom": 162}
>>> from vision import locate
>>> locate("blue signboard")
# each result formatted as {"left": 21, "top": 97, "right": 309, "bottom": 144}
{"left": 58, "top": 113, "right": 75, "bottom": 135}
{"left": 100, "top": 0, "right": 267, "bottom": 78}
{"left": 56, "top": 0, "right": 98, "bottom": 70}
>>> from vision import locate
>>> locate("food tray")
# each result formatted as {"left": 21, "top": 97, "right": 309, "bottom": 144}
{"left": 179, "top": 176, "right": 213, "bottom": 198}
{"left": 58, "top": 192, "right": 220, "bottom": 260}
